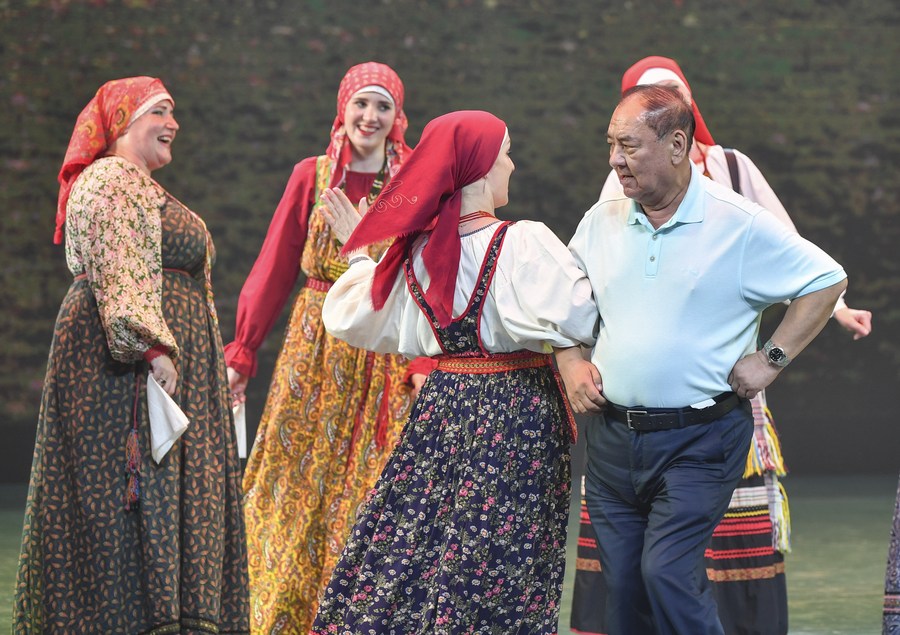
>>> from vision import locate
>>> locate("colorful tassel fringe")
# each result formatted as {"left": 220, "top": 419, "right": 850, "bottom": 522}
{"left": 773, "top": 479, "right": 792, "bottom": 553}
{"left": 743, "top": 406, "right": 787, "bottom": 478}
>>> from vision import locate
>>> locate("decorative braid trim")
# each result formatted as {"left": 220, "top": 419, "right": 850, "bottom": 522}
{"left": 885, "top": 593, "right": 900, "bottom": 610}
{"left": 143, "top": 624, "right": 182, "bottom": 635}
{"left": 304, "top": 277, "right": 334, "bottom": 292}
{"left": 705, "top": 561, "right": 786, "bottom": 582}
{"left": 435, "top": 351, "right": 550, "bottom": 374}
{"left": 575, "top": 557, "right": 602, "bottom": 572}
{"left": 142, "top": 618, "right": 222, "bottom": 634}
{"left": 182, "top": 617, "right": 220, "bottom": 633}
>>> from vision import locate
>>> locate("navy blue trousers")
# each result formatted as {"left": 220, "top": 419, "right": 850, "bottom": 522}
{"left": 584, "top": 401, "right": 753, "bottom": 635}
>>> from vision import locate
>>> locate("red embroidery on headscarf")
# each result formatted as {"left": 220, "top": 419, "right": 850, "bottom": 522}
{"left": 55, "top": 76, "right": 172, "bottom": 244}
{"left": 342, "top": 110, "right": 507, "bottom": 327}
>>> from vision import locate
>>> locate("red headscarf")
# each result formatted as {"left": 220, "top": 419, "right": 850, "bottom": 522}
{"left": 620, "top": 56, "right": 715, "bottom": 147}
{"left": 326, "top": 62, "right": 412, "bottom": 189}
{"left": 342, "top": 110, "right": 506, "bottom": 327}
{"left": 55, "top": 76, "right": 173, "bottom": 244}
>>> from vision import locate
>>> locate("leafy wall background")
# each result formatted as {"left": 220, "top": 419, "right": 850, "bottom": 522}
{"left": 1, "top": 0, "right": 897, "bottom": 480}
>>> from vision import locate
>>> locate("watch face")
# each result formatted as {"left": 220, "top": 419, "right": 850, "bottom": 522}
{"left": 768, "top": 347, "right": 787, "bottom": 364}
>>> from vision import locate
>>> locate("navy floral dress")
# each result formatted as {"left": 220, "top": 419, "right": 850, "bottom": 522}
{"left": 311, "top": 223, "right": 574, "bottom": 634}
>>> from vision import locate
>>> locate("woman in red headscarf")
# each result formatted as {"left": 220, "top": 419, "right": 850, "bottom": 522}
{"left": 15, "top": 77, "right": 249, "bottom": 633}
{"left": 309, "top": 110, "right": 597, "bottom": 633}
{"left": 225, "top": 62, "right": 430, "bottom": 633}
{"left": 570, "top": 55, "right": 874, "bottom": 635}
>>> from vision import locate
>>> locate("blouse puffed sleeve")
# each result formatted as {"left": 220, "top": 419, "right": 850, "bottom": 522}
{"left": 489, "top": 221, "right": 599, "bottom": 351}
{"left": 65, "top": 158, "right": 179, "bottom": 363}
{"left": 321, "top": 256, "right": 409, "bottom": 354}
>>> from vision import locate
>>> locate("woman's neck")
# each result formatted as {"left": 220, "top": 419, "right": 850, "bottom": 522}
{"left": 457, "top": 182, "right": 498, "bottom": 232}
{"left": 348, "top": 144, "right": 386, "bottom": 173}
{"left": 459, "top": 184, "right": 494, "bottom": 216}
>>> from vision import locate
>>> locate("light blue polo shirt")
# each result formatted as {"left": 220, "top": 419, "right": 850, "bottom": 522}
{"left": 568, "top": 163, "right": 847, "bottom": 408}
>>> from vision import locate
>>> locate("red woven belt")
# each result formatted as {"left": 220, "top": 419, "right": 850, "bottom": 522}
{"left": 435, "top": 351, "right": 551, "bottom": 374}
{"left": 304, "top": 277, "right": 333, "bottom": 292}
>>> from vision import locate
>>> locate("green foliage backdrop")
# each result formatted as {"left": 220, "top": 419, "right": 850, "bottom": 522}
{"left": 1, "top": 0, "right": 897, "bottom": 480}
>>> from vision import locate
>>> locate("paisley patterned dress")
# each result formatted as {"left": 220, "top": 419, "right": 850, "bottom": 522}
{"left": 311, "top": 223, "right": 574, "bottom": 634}
{"left": 240, "top": 156, "right": 413, "bottom": 634}
{"left": 14, "top": 157, "right": 249, "bottom": 634}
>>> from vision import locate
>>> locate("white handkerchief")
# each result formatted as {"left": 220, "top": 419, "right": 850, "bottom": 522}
{"left": 147, "top": 374, "right": 189, "bottom": 463}
{"left": 233, "top": 402, "right": 247, "bottom": 459}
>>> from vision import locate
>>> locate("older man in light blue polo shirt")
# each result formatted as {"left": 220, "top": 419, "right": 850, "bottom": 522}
{"left": 556, "top": 84, "right": 847, "bottom": 635}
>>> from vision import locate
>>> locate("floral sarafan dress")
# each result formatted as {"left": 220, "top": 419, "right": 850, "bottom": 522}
{"left": 312, "top": 223, "right": 575, "bottom": 634}
{"left": 14, "top": 156, "right": 249, "bottom": 635}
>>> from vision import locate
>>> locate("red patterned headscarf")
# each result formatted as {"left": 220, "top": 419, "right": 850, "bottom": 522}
{"left": 620, "top": 56, "right": 715, "bottom": 147}
{"left": 55, "top": 76, "right": 173, "bottom": 244}
{"left": 342, "top": 110, "right": 507, "bottom": 327}
{"left": 326, "top": 62, "right": 412, "bottom": 189}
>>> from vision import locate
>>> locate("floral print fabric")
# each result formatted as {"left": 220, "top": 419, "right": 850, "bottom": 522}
{"left": 64, "top": 156, "right": 179, "bottom": 361}
{"left": 311, "top": 223, "right": 572, "bottom": 634}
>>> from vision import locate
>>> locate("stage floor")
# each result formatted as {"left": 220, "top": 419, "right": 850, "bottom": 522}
{"left": 0, "top": 474, "right": 894, "bottom": 634}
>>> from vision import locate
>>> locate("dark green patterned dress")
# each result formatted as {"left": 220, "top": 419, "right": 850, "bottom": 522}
{"left": 14, "top": 157, "right": 249, "bottom": 634}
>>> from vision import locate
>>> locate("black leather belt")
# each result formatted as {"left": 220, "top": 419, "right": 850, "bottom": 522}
{"left": 604, "top": 392, "right": 741, "bottom": 431}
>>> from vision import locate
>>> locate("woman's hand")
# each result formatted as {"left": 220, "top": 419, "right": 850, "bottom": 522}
{"left": 409, "top": 373, "right": 427, "bottom": 400}
{"left": 227, "top": 367, "right": 248, "bottom": 407}
{"left": 834, "top": 306, "right": 873, "bottom": 340}
{"left": 320, "top": 187, "right": 367, "bottom": 245}
{"left": 150, "top": 355, "right": 178, "bottom": 397}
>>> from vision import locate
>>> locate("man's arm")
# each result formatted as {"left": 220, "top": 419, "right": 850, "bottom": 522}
{"left": 729, "top": 279, "right": 848, "bottom": 398}
{"left": 554, "top": 346, "right": 606, "bottom": 414}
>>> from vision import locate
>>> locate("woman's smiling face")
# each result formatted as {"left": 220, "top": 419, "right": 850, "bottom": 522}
{"left": 343, "top": 91, "right": 395, "bottom": 159}
{"left": 118, "top": 99, "right": 179, "bottom": 173}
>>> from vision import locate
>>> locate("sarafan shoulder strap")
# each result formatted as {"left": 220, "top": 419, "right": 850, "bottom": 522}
{"left": 724, "top": 148, "right": 742, "bottom": 195}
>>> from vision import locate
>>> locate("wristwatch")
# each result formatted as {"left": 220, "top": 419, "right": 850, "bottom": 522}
{"left": 762, "top": 339, "right": 791, "bottom": 368}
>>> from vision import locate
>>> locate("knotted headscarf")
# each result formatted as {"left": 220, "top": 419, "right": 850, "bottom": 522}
{"left": 342, "top": 110, "right": 507, "bottom": 327}
{"left": 55, "top": 76, "right": 173, "bottom": 244}
{"left": 326, "top": 61, "right": 412, "bottom": 189}
{"left": 620, "top": 56, "right": 715, "bottom": 147}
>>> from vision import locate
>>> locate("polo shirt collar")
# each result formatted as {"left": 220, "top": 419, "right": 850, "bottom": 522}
{"left": 627, "top": 162, "right": 705, "bottom": 230}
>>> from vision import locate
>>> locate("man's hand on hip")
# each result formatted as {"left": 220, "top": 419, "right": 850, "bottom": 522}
{"left": 728, "top": 351, "right": 782, "bottom": 399}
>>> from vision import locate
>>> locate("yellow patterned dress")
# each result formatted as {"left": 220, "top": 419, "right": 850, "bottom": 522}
{"left": 240, "top": 156, "right": 414, "bottom": 634}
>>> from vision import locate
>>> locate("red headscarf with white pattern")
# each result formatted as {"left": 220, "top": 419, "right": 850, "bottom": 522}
{"left": 326, "top": 62, "right": 412, "bottom": 189}
{"left": 55, "top": 76, "right": 173, "bottom": 244}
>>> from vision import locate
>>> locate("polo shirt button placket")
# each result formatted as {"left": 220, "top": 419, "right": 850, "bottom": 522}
{"left": 646, "top": 232, "right": 662, "bottom": 276}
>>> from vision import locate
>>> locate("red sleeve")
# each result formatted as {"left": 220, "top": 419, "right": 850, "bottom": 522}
{"left": 142, "top": 344, "right": 170, "bottom": 364}
{"left": 402, "top": 357, "right": 439, "bottom": 385}
{"left": 224, "top": 157, "right": 318, "bottom": 377}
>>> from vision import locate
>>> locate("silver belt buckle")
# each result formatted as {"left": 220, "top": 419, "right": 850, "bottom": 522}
{"left": 626, "top": 409, "right": 648, "bottom": 430}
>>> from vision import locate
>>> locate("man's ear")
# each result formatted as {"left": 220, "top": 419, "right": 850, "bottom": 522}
{"left": 670, "top": 129, "right": 690, "bottom": 165}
